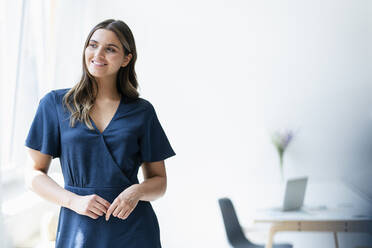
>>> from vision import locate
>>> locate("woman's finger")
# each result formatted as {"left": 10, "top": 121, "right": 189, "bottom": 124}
{"left": 112, "top": 204, "right": 122, "bottom": 217}
{"left": 117, "top": 208, "right": 128, "bottom": 219}
{"left": 116, "top": 209, "right": 126, "bottom": 219}
{"left": 95, "top": 195, "right": 111, "bottom": 210}
{"left": 106, "top": 200, "right": 118, "bottom": 221}
{"left": 122, "top": 207, "right": 133, "bottom": 219}
{"left": 94, "top": 201, "right": 108, "bottom": 214}
{"left": 90, "top": 206, "right": 104, "bottom": 216}
{"left": 87, "top": 210, "right": 99, "bottom": 219}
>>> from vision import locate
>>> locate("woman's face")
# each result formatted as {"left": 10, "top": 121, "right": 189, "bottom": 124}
{"left": 85, "top": 29, "right": 131, "bottom": 80}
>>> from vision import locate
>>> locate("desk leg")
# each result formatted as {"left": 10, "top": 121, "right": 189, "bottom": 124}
{"left": 333, "top": 232, "right": 339, "bottom": 248}
{"left": 265, "top": 224, "right": 282, "bottom": 248}
{"left": 265, "top": 223, "right": 294, "bottom": 248}
{"left": 265, "top": 227, "right": 275, "bottom": 248}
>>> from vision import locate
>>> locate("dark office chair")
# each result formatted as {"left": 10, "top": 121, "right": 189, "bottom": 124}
{"left": 218, "top": 198, "right": 292, "bottom": 248}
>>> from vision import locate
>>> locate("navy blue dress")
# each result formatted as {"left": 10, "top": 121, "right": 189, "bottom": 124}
{"left": 25, "top": 88, "right": 176, "bottom": 248}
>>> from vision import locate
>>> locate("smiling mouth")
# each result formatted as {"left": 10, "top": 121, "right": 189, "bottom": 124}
{"left": 91, "top": 60, "right": 107, "bottom": 66}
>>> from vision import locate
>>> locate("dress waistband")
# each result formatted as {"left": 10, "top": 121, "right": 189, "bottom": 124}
{"left": 65, "top": 185, "right": 132, "bottom": 202}
{"left": 65, "top": 185, "right": 130, "bottom": 190}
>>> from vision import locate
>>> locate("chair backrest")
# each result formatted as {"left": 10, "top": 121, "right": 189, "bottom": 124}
{"left": 218, "top": 198, "right": 252, "bottom": 246}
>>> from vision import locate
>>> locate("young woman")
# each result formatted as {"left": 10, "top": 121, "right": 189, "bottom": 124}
{"left": 25, "top": 19, "right": 175, "bottom": 248}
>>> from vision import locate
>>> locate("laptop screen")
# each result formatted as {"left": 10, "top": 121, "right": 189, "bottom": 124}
{"left": 283, "top": 177, "right": 308, "bottom": 211}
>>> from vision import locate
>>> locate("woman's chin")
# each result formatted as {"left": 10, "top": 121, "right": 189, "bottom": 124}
{"left": 89, "top": 71, "right": 108, "bottom": 78}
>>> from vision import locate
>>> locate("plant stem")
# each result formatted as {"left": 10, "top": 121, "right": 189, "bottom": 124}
{"left": 279, "top": 154, "right": 284, "bottom": 182}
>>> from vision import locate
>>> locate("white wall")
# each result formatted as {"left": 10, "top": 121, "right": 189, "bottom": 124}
{"left": 7, "top": 0, "right": 372, "bottom": 247}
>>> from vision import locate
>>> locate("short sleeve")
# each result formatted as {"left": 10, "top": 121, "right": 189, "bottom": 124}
{"left": 139, "top": 104, "right": 176, "bottom": 162}
{"left": 25, "top": 91, "right": 61, "bottom": 159}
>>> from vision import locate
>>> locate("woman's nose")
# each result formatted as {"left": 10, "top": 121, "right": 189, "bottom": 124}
{"left": 94, "top": 46, "right": 105, "bottom": 58}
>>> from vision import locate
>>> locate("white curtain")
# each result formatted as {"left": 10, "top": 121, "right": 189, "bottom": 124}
{"left": 1, "top": 0, "right": 57, "bottom": 245}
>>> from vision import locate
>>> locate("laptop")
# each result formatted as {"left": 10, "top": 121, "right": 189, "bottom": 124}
{"left": 282, "top": 177, "right": 308, "bottom": 211}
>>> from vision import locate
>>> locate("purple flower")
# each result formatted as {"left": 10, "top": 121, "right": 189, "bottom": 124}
{"left": 271, "top": 129, "right": 294, "bottom": 155}
{"left": 271, "top": 129, "right": 295, "bottom": 181}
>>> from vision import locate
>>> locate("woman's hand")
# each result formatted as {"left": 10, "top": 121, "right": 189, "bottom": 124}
{"left": 105, "top": 184, "right": 143, "bottom": 221}
{"left": 69, "top": 194, "right": 111, "bottom": 219}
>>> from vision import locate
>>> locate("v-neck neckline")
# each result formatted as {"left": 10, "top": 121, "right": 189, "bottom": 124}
{"left": 89, "top": 96, "right": 123, "bottom": 135}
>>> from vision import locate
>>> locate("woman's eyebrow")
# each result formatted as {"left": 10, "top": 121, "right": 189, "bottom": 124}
{"left": 107, "top": 43, "right": 120, "bottom": 49}
{"left": 89, "top": 39, "right": 120, "bottom": 49}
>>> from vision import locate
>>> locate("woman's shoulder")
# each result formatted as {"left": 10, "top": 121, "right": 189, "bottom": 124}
{"left": 51, "top": 88, "right": 71, "bottom": 98}
{"left": 41, "top": 88, "right": 70, "bottom": 100}
{"left": 43, "top": 88, "right": 71, "bottom": 104}
{"left": 136, "top": 97, "right": 152, "bottom": 107}
{"left": 134, "top": 97, "right": 156, "bottom": 113}
{"left": 120, "top": 97, "right": 156, "bottom": 120}
{"left": 37, "top": 88, "right": 69, "bottom": 104}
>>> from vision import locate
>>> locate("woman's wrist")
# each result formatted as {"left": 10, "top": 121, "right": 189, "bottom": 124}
{"left": 64, "top": 191, "right": 79, "bottom": 209}
{"left": 130, "top": 184, "right": 145, "bottom": 201}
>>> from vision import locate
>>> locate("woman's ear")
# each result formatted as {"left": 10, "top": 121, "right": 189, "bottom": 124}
{"left": 121, "top": 53, "right": 133, "bottom": 67}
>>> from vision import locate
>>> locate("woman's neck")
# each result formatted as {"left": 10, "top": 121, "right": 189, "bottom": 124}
{"left": 94, "top": 76, "right": 121, "bottom": 101}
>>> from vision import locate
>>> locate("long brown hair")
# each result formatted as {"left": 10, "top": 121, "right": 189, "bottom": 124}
{"left": 63, "top": 19, "right": 139, "bottom": 129}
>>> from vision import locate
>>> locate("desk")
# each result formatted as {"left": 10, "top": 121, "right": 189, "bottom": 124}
{"left": 250, "top": 181, "right": 372, "bottom": 248}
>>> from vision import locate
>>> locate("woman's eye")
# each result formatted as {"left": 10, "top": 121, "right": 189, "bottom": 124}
{"left": 106, "top": 47, "right": 116, "bottom": 52}
{"left": 89, "top": 44, "right": 96, "bottom": 48}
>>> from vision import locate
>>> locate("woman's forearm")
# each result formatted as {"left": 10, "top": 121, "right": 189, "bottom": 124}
{"left": 25, "top": 169, "right": 77, "bottom": 209}
{"left": 135, "top": 176, "right": 167, "bottom": 202}
{"left": 26, "top": 170, "right": 166, "bottom": 207}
